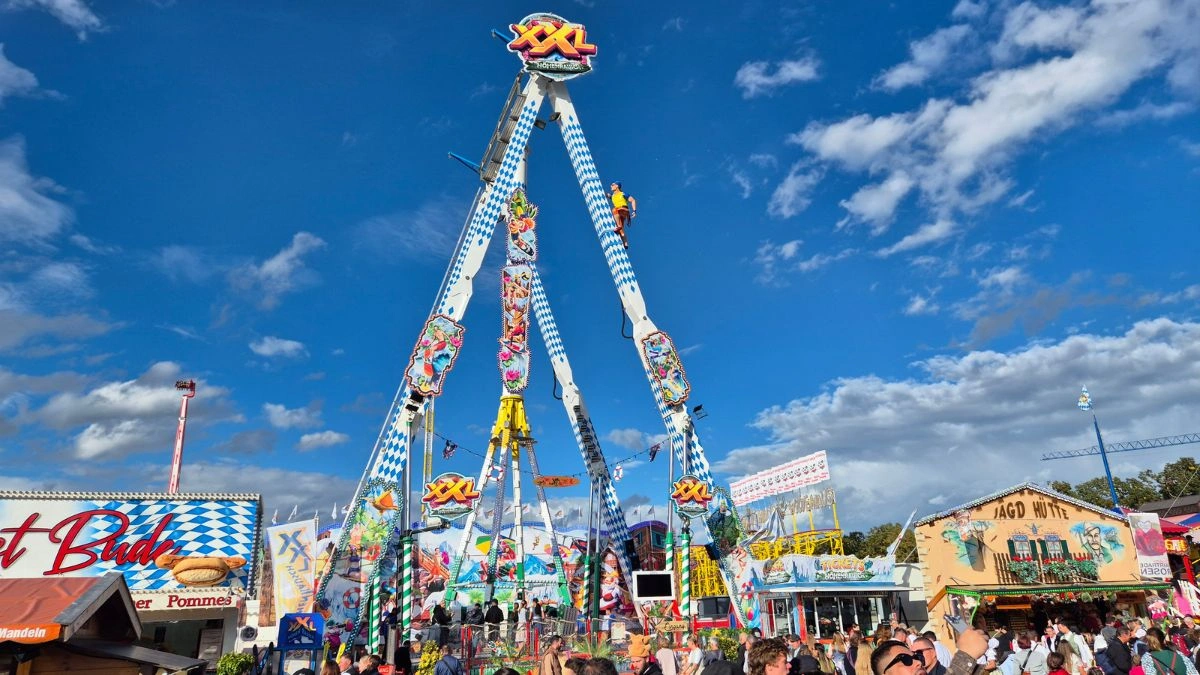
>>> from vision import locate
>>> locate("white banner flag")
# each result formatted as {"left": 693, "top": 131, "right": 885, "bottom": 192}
{"left": 730, "top": 451, "right": 831, "bottom": 507}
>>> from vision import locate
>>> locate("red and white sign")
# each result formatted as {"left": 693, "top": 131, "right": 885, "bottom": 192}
{"left": 729, "top": 451, "right": 831, "bottom": 507}
{"left": 0, "top": 493, "right": 258, "bottom": 592}
{"left": 132, "top": 588, "right": 240, "bottom": 612}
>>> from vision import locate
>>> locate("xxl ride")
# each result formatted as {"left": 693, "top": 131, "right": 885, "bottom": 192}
{"left": 314, "top": 13, "right": 743, "bottom": 647}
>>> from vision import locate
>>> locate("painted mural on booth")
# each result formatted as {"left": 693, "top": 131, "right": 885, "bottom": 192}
{"left": 941, "top": 510, "right": 994, "bottom": 569}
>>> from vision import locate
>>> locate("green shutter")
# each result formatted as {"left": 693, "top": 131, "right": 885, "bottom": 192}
{"left": 1039, "top": 540, "right": 1049, "bottom": 559}
{"left": 1008, "top": 539, "right": 1017, "bottom": 557}
{"left": 1061, "top": 539, "right": 1070, "bottom": 558}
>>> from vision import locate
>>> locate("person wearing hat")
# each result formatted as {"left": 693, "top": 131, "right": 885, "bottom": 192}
{"left": 631, "top": 634, "right": 663, "bottom": 675}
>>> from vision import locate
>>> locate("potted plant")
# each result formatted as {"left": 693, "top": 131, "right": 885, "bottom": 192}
{"left": 217, "top": 652, "right": 254, "bottom": 675}
{"left": 1005, "top": 557, "right": 1041, "bottom": 583}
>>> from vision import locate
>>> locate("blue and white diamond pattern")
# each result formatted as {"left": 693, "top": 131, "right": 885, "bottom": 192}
{"left": 529, "top": 268, "right": 633, "bottom": 577}
{"left": 88, "top": 498, "right": 258, "bottom": 591}
{"left": 323, "top": 79, "right": 548, "bottom": 644}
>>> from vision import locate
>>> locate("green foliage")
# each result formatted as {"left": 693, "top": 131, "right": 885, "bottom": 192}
{"left": 217, "top": 652, "right": 254, "bottom": 675}
{"left": 1006, "top": 560, "right": 1041, "bottom": 583}
{"left": 841, "top": 531, "right": 866, "bottom": 557}
{"left": 1043, "top": 560, "right": 1075, "bottom": 581}
{"left": 860, "top": 523, "right": 917, "bottom": 560}
{"left": 573, "top": 635, "right": 615, "bottom": 659}
{"left": 698, "top": 628, "right": 741, "bottom": 659}
{"left": 416, "top": 641, "right": 442, "bottom": 675}
{"left": 1070, "top": 558, "right": 1098, "bottom": 579}
{"left": 1051, "top": 456, "right": 1200, "bottom": 511}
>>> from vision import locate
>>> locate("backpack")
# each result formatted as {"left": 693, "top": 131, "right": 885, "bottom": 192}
{"left": 1096, "top": 651, "right": 1116, "bottom": 675}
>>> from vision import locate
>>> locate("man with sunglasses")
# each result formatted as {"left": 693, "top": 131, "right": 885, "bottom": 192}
{"left": 912, "top": 638, "right": 946, "bottom": 675}
{"left": 873, "top": 629, "right": 989, "bottom": 675}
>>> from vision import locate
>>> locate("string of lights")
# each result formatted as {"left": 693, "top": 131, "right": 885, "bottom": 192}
{"left": 430, "top": 429, "right": 662, "bottom": 479}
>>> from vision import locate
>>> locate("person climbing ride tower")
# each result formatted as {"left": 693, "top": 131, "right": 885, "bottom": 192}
{"left": 609, "top": 181, "right": 637, "bottom": 248}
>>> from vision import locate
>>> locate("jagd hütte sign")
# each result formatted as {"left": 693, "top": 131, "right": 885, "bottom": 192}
{"left": 0, "top": 493, "right": 260, "bottom": 592}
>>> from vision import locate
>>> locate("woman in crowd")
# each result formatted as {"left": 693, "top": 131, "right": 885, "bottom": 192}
{"left": 831, "top": 634, "right": 848, "bottom": 675}
{"left": 1141, "top": 628, "right": 1200, "bottom": 675}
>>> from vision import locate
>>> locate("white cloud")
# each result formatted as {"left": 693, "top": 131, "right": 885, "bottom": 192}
{"left": 0, "top": 136, "right": 73, "bottom": 245}
{"left": 663, "top": 17, "right": 684, "bottom": 31}
{"left": 1096, "top": 101, "right": 1194, "bottom": 128}
{"left": 789, "top": 0, "right": 1200, "bottom": 246}
{"left": 0, "top": 44, "right": 39, "bottom": 105}
{"left": 748, "top": 154, "right": 778, "bottom": 169}
{"left": 767, "top": 163, "right": 822, "bottom": 218}
{"left": 297, "top": 430, "right": 350, "bottom": 451}
{"left": 354, "top": 196, "right": 464, "bottom": 262}
{"left": 0, "top": 309, "right": 111, "bottom": 352}
{"left": 249, "top": 336, "right": 308, "bottom": 359}
{"left": 4, "top": 0, "right": 104, "bottom": 40}
{"left": 229, "top": 232, "right": 326, "bottom": 309}
{"left": 68, "top": 233, "right": 119, "bottom": 255}
{"left": 27, "top": 362, "right": 237, "bottom": 458}
{"left": 953, "top": 0, "right": 988, "bottom": 20}
{"left": 715, "top": 318, "right": 1200, "bottom": 526}
{"left": 263, "top": 402, "right": 322, "bottom": 430}
{"left": 875, "top": 25, "right": 973, "bottom": 91}
{"left": 734, "top": 58, "right": 821, "bottom": 99}
{"left": 837, "top": 172, "right": 915, "bottom": 233}
{"left": 795, "top": 248, "right": 857, "bottom": 273}
{"left": 730, "top": 169, "right": 752, "bottom": 199}
{"left": 605, "top": 428, "right": 647, "bottom": 450}
{"left": 876, "top": 219, "right": 957, "bottom": 257}
{"left": 904, "top": 293, "right": 941, "bottom": 316}
{"left": 151, "top": 245, "right": 214, "bottom": 283}
{"left": 753, "top": 239, "right": 803, "bottom": 285}
{"left": 74, "top": 419, "right": 150, "bottom": 459}
{"left": 977, "top": 265, "right": 1027, "bottom": 291}
{"left": 25, "top": 261, "right": 92, "bottom": 301}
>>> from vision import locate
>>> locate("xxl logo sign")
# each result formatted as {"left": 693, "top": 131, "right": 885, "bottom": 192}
{"left": 507, "top": 13, "right": 596, "bottom": 81}
{"left": 422, "top": 472, "right": 482, "bottom": 520}
{"left": 671, "top": 475, "right": 714, "bottom": 520}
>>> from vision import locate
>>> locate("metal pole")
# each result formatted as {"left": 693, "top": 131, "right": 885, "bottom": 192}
{"left": 667, "top": 446, "right": 674, "bottom": 568}
{"left": 681, "top": 526, "right": 692, "bottom": 626}
{"left": 402, "top": 413, "right": 416, "bottom": 640}
{"left": 512, "top": 436, "right": 526, "bottom": 599}
{"left": 167, "top": 382, "right": 195, "bottom": 494}
{"left": 1093, "top": 414, "right": 1122, "bottom": 512}
{"left": 584, "top": 476, "right": 595, "bottom": 617}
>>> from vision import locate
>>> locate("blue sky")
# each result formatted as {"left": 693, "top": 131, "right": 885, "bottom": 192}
{"left": 1, "top": 0, "right": 1198, "bottom": 532}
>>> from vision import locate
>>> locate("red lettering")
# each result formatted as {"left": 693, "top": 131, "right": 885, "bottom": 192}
{"left": 48, "top": 510, "right": 128, "bottom": 575}
{"left": 135, "top": 599, "right": 152, "bottom": 609}
{"left": 36, "top": 509, "right": 178, "bottom": 576}
{"left": 0, "top": 513, "right": 52, "bottom": 568}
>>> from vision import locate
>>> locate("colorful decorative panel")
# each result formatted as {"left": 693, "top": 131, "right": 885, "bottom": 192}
{"left": 504, "top": 188, "right": 538, "bottom": 263}
{"left": 405, "top": 315, "right": 465, "bottom": 397}
{"left": 499, "top": 264, "right": 533, "bottom": 393}
{"left": 640, "top": 330, "right": 690, "bottom": 405}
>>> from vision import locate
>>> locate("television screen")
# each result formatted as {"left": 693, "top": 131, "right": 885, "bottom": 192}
{"left": 632, "top": 571, "right": 675, "bottom": 600}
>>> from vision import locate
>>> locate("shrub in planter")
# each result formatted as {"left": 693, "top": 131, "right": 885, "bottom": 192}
{"left": 217, "top": 652, "right": 254, "bottom": 675}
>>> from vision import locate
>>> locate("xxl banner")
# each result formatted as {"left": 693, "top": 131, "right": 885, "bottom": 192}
{"left": 267, "top": 521, "right": 317, "bottom": 617}
{"left": 1127, "top": 512, "right": 1171, "bottom": 579}
{"left": 0, "top": 492, "right": 261, "bottom": 593}
{"left": 729, "top": 451, "right": 830, "bottom": 507}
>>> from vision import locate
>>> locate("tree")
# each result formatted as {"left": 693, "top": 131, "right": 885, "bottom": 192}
{"left": 842, "top": 531, "right": 866, "bottom": 557}
{"left": 1051, "top": 456, "right": 1199, "bottom": 511}
{"left": 1153, "top": 457, "right": 1200, "bottom": 501}
{"left": 860, "top": 523, "right": 917, "bottom": 561}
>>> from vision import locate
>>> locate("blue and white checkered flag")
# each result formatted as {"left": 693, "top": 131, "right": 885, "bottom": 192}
{"left": 1077, "top": 386, "right": 1092, "bottom": 411}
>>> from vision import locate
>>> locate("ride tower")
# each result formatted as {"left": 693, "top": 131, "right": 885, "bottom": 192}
{"left": 315, "top": 13, "right": 739, "bottom": 647}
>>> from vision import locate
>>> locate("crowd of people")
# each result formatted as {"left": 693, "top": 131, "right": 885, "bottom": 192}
{"left": 295, "top": 608, "right": 1200, "bottom": 675}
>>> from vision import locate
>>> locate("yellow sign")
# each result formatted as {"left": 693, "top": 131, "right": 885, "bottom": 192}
{"left": 657, "top": 620, "right": 688, "bottom": 632}
{"left": 1165, "top": 538, "right": 1189, "bottom": 554}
